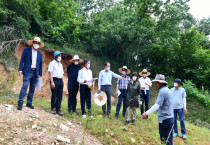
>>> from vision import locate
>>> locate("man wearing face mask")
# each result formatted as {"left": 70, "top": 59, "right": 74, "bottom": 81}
{"left": 48, "top": 51, "right": 64, "bottom": 116}
{"left": 171, "top": 78, "right": 187, "bottom": 139}
{"left": 67, "top": 55, "right": 83, "bottom": 114}
{"left": 139, "top": 69, "right": 152, "bottom": 117}
{"left": 98, "top": 62, "right": 124, "bottom": 117}
{"left": 115, "top": 66, "right": 130, "bottom": 119}
{"left": 77, "top": 59, "right": 93, "bottom": 118}
{"left": 17, "top": 37, "right": 44, "bottom": 110}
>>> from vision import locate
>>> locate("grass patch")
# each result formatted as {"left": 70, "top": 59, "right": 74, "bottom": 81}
{"left": 0, "top": 96, "right": 209, "bottom": 144}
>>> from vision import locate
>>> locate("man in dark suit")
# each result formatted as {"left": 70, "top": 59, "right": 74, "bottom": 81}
{"left": 17, "top": 37, "right": 44, "bottom": 110}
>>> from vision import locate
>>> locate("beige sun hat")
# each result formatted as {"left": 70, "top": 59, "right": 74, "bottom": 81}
{"left": 152, "top": 74, "right": 168, "bottom": 84}
{"left": 28, "top": 37, "right": 44, "bottom": 48}
{"left": 94, "top": 91, "right": 107, "bottom": 106}
{"left": 69, "top": 55, "right": 83, "bottom": 63}
{"left": 118, "top": 66, "right": 131, "bottom": 74}
{"left": 139, "top": 69, "right": 151, "bottom": 76}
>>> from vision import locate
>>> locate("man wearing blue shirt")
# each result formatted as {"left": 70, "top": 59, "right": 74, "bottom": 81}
{"left": 141, "top": 74, "right": 174, "bottom": 145}
{"left": 98, "top": 62, "right": 124, "bottom": 117}
{"left": 171, "top": 78, "right": 187, "bottom": 139}
{"left": 17, "top": 37, "right": 43, "bottom": 110}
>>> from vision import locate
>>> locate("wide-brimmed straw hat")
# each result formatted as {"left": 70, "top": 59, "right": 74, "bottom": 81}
{"left": 152, "top": 74, "right": 168, "bottom": 84}
{"left": 94, "top": 91, "right": 107, "bottom": 106}
{"left": 139, "top": 69, "right": 151, "bottom": 76}
{"left": 118, "top": 66, "right": 131, "bottom": 74}
{"left": 28, "top": 37, "right": 44, "bottom": 48}
{"left": 69, "top": 55, "right": 83, "bottom": 63}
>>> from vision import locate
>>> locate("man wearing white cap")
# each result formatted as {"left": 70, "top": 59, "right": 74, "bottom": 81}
{"left": 141, "top": 74, "right": 174, "bottom": 145}
{"left": 67, "top": 55, "right": 83, "bottom": 114}
{"left": 17, "top": 37, "right": 44, "bottom": 110}
{"left": 139, "top": 69, "right": 152, "bottom": 117}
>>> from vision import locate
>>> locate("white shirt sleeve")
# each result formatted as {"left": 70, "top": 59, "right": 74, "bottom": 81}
{"left": 112, "top": 71, "right": 122, "bottom": 79}
{"left": 48, "top": 62, "right": 53, "bottom": 72}
{"left": 77, "top": 69, "right": 83, "bottom": 84}
{"left": 148, "top": 78, "right": 152, "bottom": 86}
{"left": 145, "top": 104, "right": 160, "bottom": 115}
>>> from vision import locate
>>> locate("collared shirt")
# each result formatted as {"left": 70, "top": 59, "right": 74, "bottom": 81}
{"left": 31, "top": 48, "right": 37, "bottom": 68}
{"left": 48, "top": 60, "right": 64, "bottom": 79}
{"left": 155, "top": 86, "right": 174, "bottom": 123}
{"left": 98, "top": 69, "right": 122, "bottom": 89}
{"left": 139, "top": 77, "right": 152, "bottom": 90}
{"left": 77, "top": 67, "right": 93, "bottom": 85}
{"left": 117, "top": 75, "right": 130, "bottom": 90}
{"left": 171, "top": 87, "right": 187, "bottom": 109}
{"left": 67, "top": 64, "right": 81, "bottom": 87}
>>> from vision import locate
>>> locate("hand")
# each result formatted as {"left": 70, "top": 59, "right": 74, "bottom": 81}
{"left": 51, "top": 82, "right": 55, "bottom": 89}
{"left": 141, "top": 87, "right": 145, "bottom": 90}
{"left": 141, "top": 113, "right": 148, "bottom": 119}
{"left": 184, "top": 107, "right": 187, "bottom": 114}
{"left": 116, "top": 91, "right": 118, "bottom": 95}
{"left": 97, "top": 89, "right": 101, "bottom": 92}
{"left": 38, "top": 75, "right": 42, "bottom": 78}
{"left": 145, "top": 82, "right": 148, "bottom": 85}
{"left": 84, "top": 80, "right": 87, "bottom": 83}
{"left": 121, "top": 77, "right": 125, "bottom": 80}
{"left": 18, "top": 71, "right": 22, "bottom": 77}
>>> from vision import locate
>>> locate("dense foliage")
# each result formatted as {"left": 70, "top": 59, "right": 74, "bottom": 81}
{"left": 0, "top": 0, "right": 209, "bottom": 90}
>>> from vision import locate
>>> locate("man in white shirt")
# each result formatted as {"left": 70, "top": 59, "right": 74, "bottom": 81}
{"left": 77, "top": 59, "right": 93, "bottom": 118}
{"left": 48, "top": 51, "right": 64, "bottom": 116}
{"left": 171, "top": 78, "right": 187, "bottom": 139}
{"left": 139, "top": 69, "right": 152, "bottom": 116}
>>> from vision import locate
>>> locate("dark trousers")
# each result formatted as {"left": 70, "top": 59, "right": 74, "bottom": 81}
{"left": 159, "top": 118, "right": 174, "bottom": 145}
{"left": 80, "top": 84, "right": 91, "bottom": 115}
{"left": 68, "top": 84, "right": 79, "bottom": 112}
{"left": 101, "top": 85, "right": 111, "bottom": 114}
{"left": 174, "top": 109, "right": 186, "bottom": 135}
{"left": 116, "top": 89, "right": 127, "bottom": 116}
{"left": 51, "top": 78, "right": 63, "bottom": 111}
{"left": 140, "top": 90, "right": 149, "bottom": 115}
{"left": 18, "top": 69, "right": 38, "bottom": 104}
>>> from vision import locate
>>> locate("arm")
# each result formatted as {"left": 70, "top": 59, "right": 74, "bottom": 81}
{"left": 49, "top": 72, "right": 55, "bottom": 89}
{"left": 145, "top": 79, "right": 152, "bottom": 88}
{"left": 137, "top": 83, "right": 140, "bottom": 95}
{"left": 39, "top": 54, "right": 43, "bottom": 77}
{"left": 116, "top": 84, "right": 119, "bottom": 94}
{"left": 98, "top": 71, "right": 102, "bottom": 90}
{"left": 146, "top": 104, "right": 160, "bottom": 115}
{"left": 183, "top": 89, "right": 187, "bottom": 113}
{"left": 18, "top": 48, "right": 26, "bottom": 76}
{"left": 77, "top": 70, "right": 84, "bottom": 84}
{"left": 112, "top": 72, "right": 123, "bottom": 79}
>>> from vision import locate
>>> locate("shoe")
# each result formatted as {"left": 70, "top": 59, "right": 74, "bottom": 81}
{"left": 73, "top": 110, "right": 79, "bottom": 115}
{"left": 26, "top": 103, "right": 34, "bottom": 109}
{"left": 68, "top": 110, "right": 73, "bottom": 115}
{"left": 132, "top": 120, "right": 135, "bottom": 125}
{"left": 56, "top": 111, "right": 64, "bottom": 116}
{"left": 124, "top": 121, "right": 130, "bottom": 125}
{"left": 123, "top": 114, "right": 125, "bottom": 118}
{"left": 82, "top": 114, "right": 86, "bottom": 118}
{"left": 182, "top": 134, "right": 187, "bottom": 139}
{"left": 51, "top": 108, "right": 56, "bottom": 115}
{"left": 115, "top": 114, "right": 118, "bottom": 119}
{"left": 173, "top": 133, "right": 179, "bottom": 137}
{"left": 17, "top": 102, "right": 23, "bottom": 110}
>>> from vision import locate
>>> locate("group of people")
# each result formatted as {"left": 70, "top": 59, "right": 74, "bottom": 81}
{"left": 17, "top": 37, "right": 188, "bottom": 145}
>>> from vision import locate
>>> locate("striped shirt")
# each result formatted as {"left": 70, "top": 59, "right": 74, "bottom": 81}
{"left": 117, "top": 75, "right": 130, "bottom": 90}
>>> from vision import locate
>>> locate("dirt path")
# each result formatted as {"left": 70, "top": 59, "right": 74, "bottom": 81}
{"left": 0, "top": 104, "right": 101, "bottom": 145}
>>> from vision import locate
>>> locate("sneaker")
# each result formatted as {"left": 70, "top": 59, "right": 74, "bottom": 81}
{"left": 56, "top": 111, "right": 64, "bottom": 116}
{"left": 115, "top": 114, "right": 119, "bottom": 119}
{"left": 124, "top": 121, "right": 130, "bottom": 125}
{"left": 82, "top": 114, "right": 86, "bottom": 118}
{"left": 17, "top": 102, "right": 23, "bottom": 110}
{"left": 182, "top": 134, "right": 187, "bottom": 139}
{"left": 132, "top": 120, "right": 135, "bottom": 125}
{"left": 51, "top": 108, "right": 56, "bottom": 115}
{"left": 173, "top": 133, "right": 179, "bottom": 137}
{"left": 26, "top": 103, "right": 34, "bottom": 109}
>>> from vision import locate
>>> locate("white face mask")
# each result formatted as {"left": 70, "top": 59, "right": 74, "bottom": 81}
{"left": 87, "top": 64, "right": 90, "bottom": 68}
{"left": 33, "top": 44, "right": 39, "bottom": 49}
{"left": 132, "top": 76, "right": 137, "bottom": 81}
{"left": 143, "top": 74, "right": 147, "bottom": 77}
{"left": 174, "top": 83, "right": 178, "bottom": 87}
{"left": 122, "top": 71, "right": 126, "bottom": 75}
{"left": 57, "top": 56, "right": 61, "bottom": 62}
{"left": 107, "top": 67, "right": 110, "bottom": 71}
{"left": 74, "top": 62, "right": 79, "bottom": 65}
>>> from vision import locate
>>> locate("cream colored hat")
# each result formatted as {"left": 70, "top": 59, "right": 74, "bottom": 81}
{"left": 69, "top": 55, "right": 83, "bottom": 63}
{"left": 28, "top": 37, "right": 44, "bottom": 48}
{"left": 139, "top": 69, "right": 151, "bottom": 76}
{"left": 152, "top": 74, "right": 168, "bottom": 84}
{"left": 94, "top": 91, "right": 107, "bottom": 106}
{"left": 118, "top": 66, "right": 131, "bottom": 74}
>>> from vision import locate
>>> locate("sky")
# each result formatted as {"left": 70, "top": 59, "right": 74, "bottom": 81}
{"left": 114, "top": 0, "right": 210, "bottom": 20}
